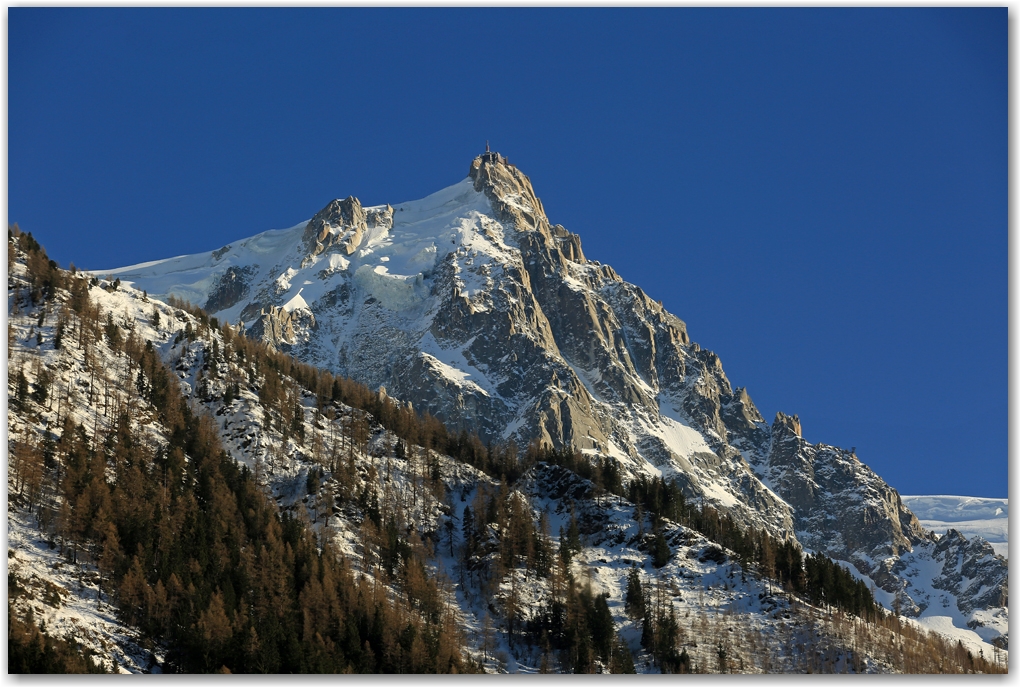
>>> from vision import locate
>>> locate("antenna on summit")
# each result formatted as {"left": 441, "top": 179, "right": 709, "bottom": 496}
{"left": 481, "top": 141, "right": 503, "bottom": 165}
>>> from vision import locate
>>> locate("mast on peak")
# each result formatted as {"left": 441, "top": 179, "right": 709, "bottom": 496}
{"left": 481, "top": 142, "right": 505, "bottom": 165}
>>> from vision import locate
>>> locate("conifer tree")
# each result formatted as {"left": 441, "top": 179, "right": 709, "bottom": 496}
{"left": 625, "top": 566, "right": 645, "bottom": 619}
{"left": 14, "top": 368, "right": 29, "bottom": 411}
{"left": 651, "top": 530, "right": 671, "bottom": 568}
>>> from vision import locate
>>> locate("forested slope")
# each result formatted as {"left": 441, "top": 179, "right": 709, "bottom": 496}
{"left": 7, "top": 227, "right": 1007, "bottom": 673}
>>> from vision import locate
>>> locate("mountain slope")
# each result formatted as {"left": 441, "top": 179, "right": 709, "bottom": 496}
{"left": 100, "top": 152, "right": 1007, "bottom": 648}
{"left": 9, "top": 229, "right": 1007, "bottom": 672}
{"left": 7, "top": 234, "right": 475, "bottom": 673}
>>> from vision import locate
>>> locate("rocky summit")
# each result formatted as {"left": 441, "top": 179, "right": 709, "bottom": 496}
{"left": 103, "top": 150, "right": 1007, "bottom": 648}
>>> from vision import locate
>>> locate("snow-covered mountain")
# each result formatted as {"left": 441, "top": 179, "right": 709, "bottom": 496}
{"left": 99, "top": 151, "right": 1007, "bottom": 650}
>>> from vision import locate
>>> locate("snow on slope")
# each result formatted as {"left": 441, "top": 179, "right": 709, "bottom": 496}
{"left": 99, "top": 177, "right": 497, "bottom": 329}
{"left": 9, "top": 509, "right": 163, "bottom": 673}
{"left": 901, "top": 496, "right": 1008, "bottom": 559}
{"left": 99, "top": 222, "right": 308, "bottom": 312}
{"left": 896, "top": 542, "right": 1007, "bottom": 652}
{"left": 7, "top": 266, "right": 182, "bottom": 671}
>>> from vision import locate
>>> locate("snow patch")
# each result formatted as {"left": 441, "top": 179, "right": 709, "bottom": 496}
{"left": 328, "top": 253, "right": 350, "bottom": 272}
{"left": 354, "top": 264, "right": 425, "bottom": 311}
{"left": 282, "top": 288, "right": 308, "bottom": 313}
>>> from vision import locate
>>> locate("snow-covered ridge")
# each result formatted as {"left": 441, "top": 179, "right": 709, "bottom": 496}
{"left": 98, "top": 178, "right": 494, "bottom": 327}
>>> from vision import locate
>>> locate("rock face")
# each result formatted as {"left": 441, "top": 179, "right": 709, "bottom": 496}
{"left": 302, "top": 196, "right": 393, "bottom": 258}
{"left": 247, "top": 304, "right": 316, "bottom": 350}
{"left": 205, "top": 265, "right": 256, "bottom": 313}
{"left": 928, "top": 531, "right": 1008, "bottom": 618}
{"left": 752, "top": 411, "right": 925, "bottom": 561}
{"left": 105, "top": 150, "right": 1007, "bottom": 646}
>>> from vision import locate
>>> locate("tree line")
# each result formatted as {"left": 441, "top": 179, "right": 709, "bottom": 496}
{"left": 527, "top": 443, "right": 879, "bottom": 622}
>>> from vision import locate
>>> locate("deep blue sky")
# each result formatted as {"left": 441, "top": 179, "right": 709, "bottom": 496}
{"left": 9, "top": 8, "right": 1006, "bottom": 497}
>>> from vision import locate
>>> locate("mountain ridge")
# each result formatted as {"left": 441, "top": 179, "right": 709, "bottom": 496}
{"left": 100, "top": 151, "right": 1007, "bottom": 648}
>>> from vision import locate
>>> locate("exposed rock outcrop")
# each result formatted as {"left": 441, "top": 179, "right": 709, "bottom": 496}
{"left": 205, "top": 265, "right": 256, "bottom": 313}
{"left": 246, "top": 305, "right": 316, "bottom": 351}
{"left": 750, "top": 411, "right": 925, "bottom": 562}
{"left": 303, "top": 196, "right": 372, "bottom": 257}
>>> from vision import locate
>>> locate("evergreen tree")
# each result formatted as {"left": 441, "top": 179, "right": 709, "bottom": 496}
{"left": 31, "top": 368, "right": 51, "bottom": 406}
{"left": 559, "top": 511, "right": 582, "bottom": 566}
{"left": 14, "top": 368, "right": 29, "bottom": 410}
{"left": 625, "top": 566, "right": 645, "bottom": 619}
{"left": 533, "top": 512, "right": 553, "bottom": 578}
{"left": 589, "top": 592, "right": 615, "bottom": 663}
{"left": 292, "top": 401, "right": 305, "bottom": 443}
{"left": 460, "top": 503, "right": 473, "bottom": 548}
{"left": 104, "top": 313, "right": 122, "bottom": 350}
{"left": 678, "top": 647, "right": 691, "bottom": 673}
{"left": 651, "top": 530, "right": 671, "bottom": 568}
{"left": 612, "top": 639, "right": 636, "bottom": 674}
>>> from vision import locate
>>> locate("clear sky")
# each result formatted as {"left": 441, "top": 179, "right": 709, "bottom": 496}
{"left": 9, "top": 8, "right": 1006, "bottom": 498}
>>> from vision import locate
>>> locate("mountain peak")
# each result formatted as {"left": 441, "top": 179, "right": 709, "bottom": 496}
{"left": 469, "top": 150, "right": 549, "bottom": 233}
{"left": 774, "top": 411, "right": 803, "bottom": 438}
{"left": 302, "top": 195, "right": 395, "bottom": 259}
